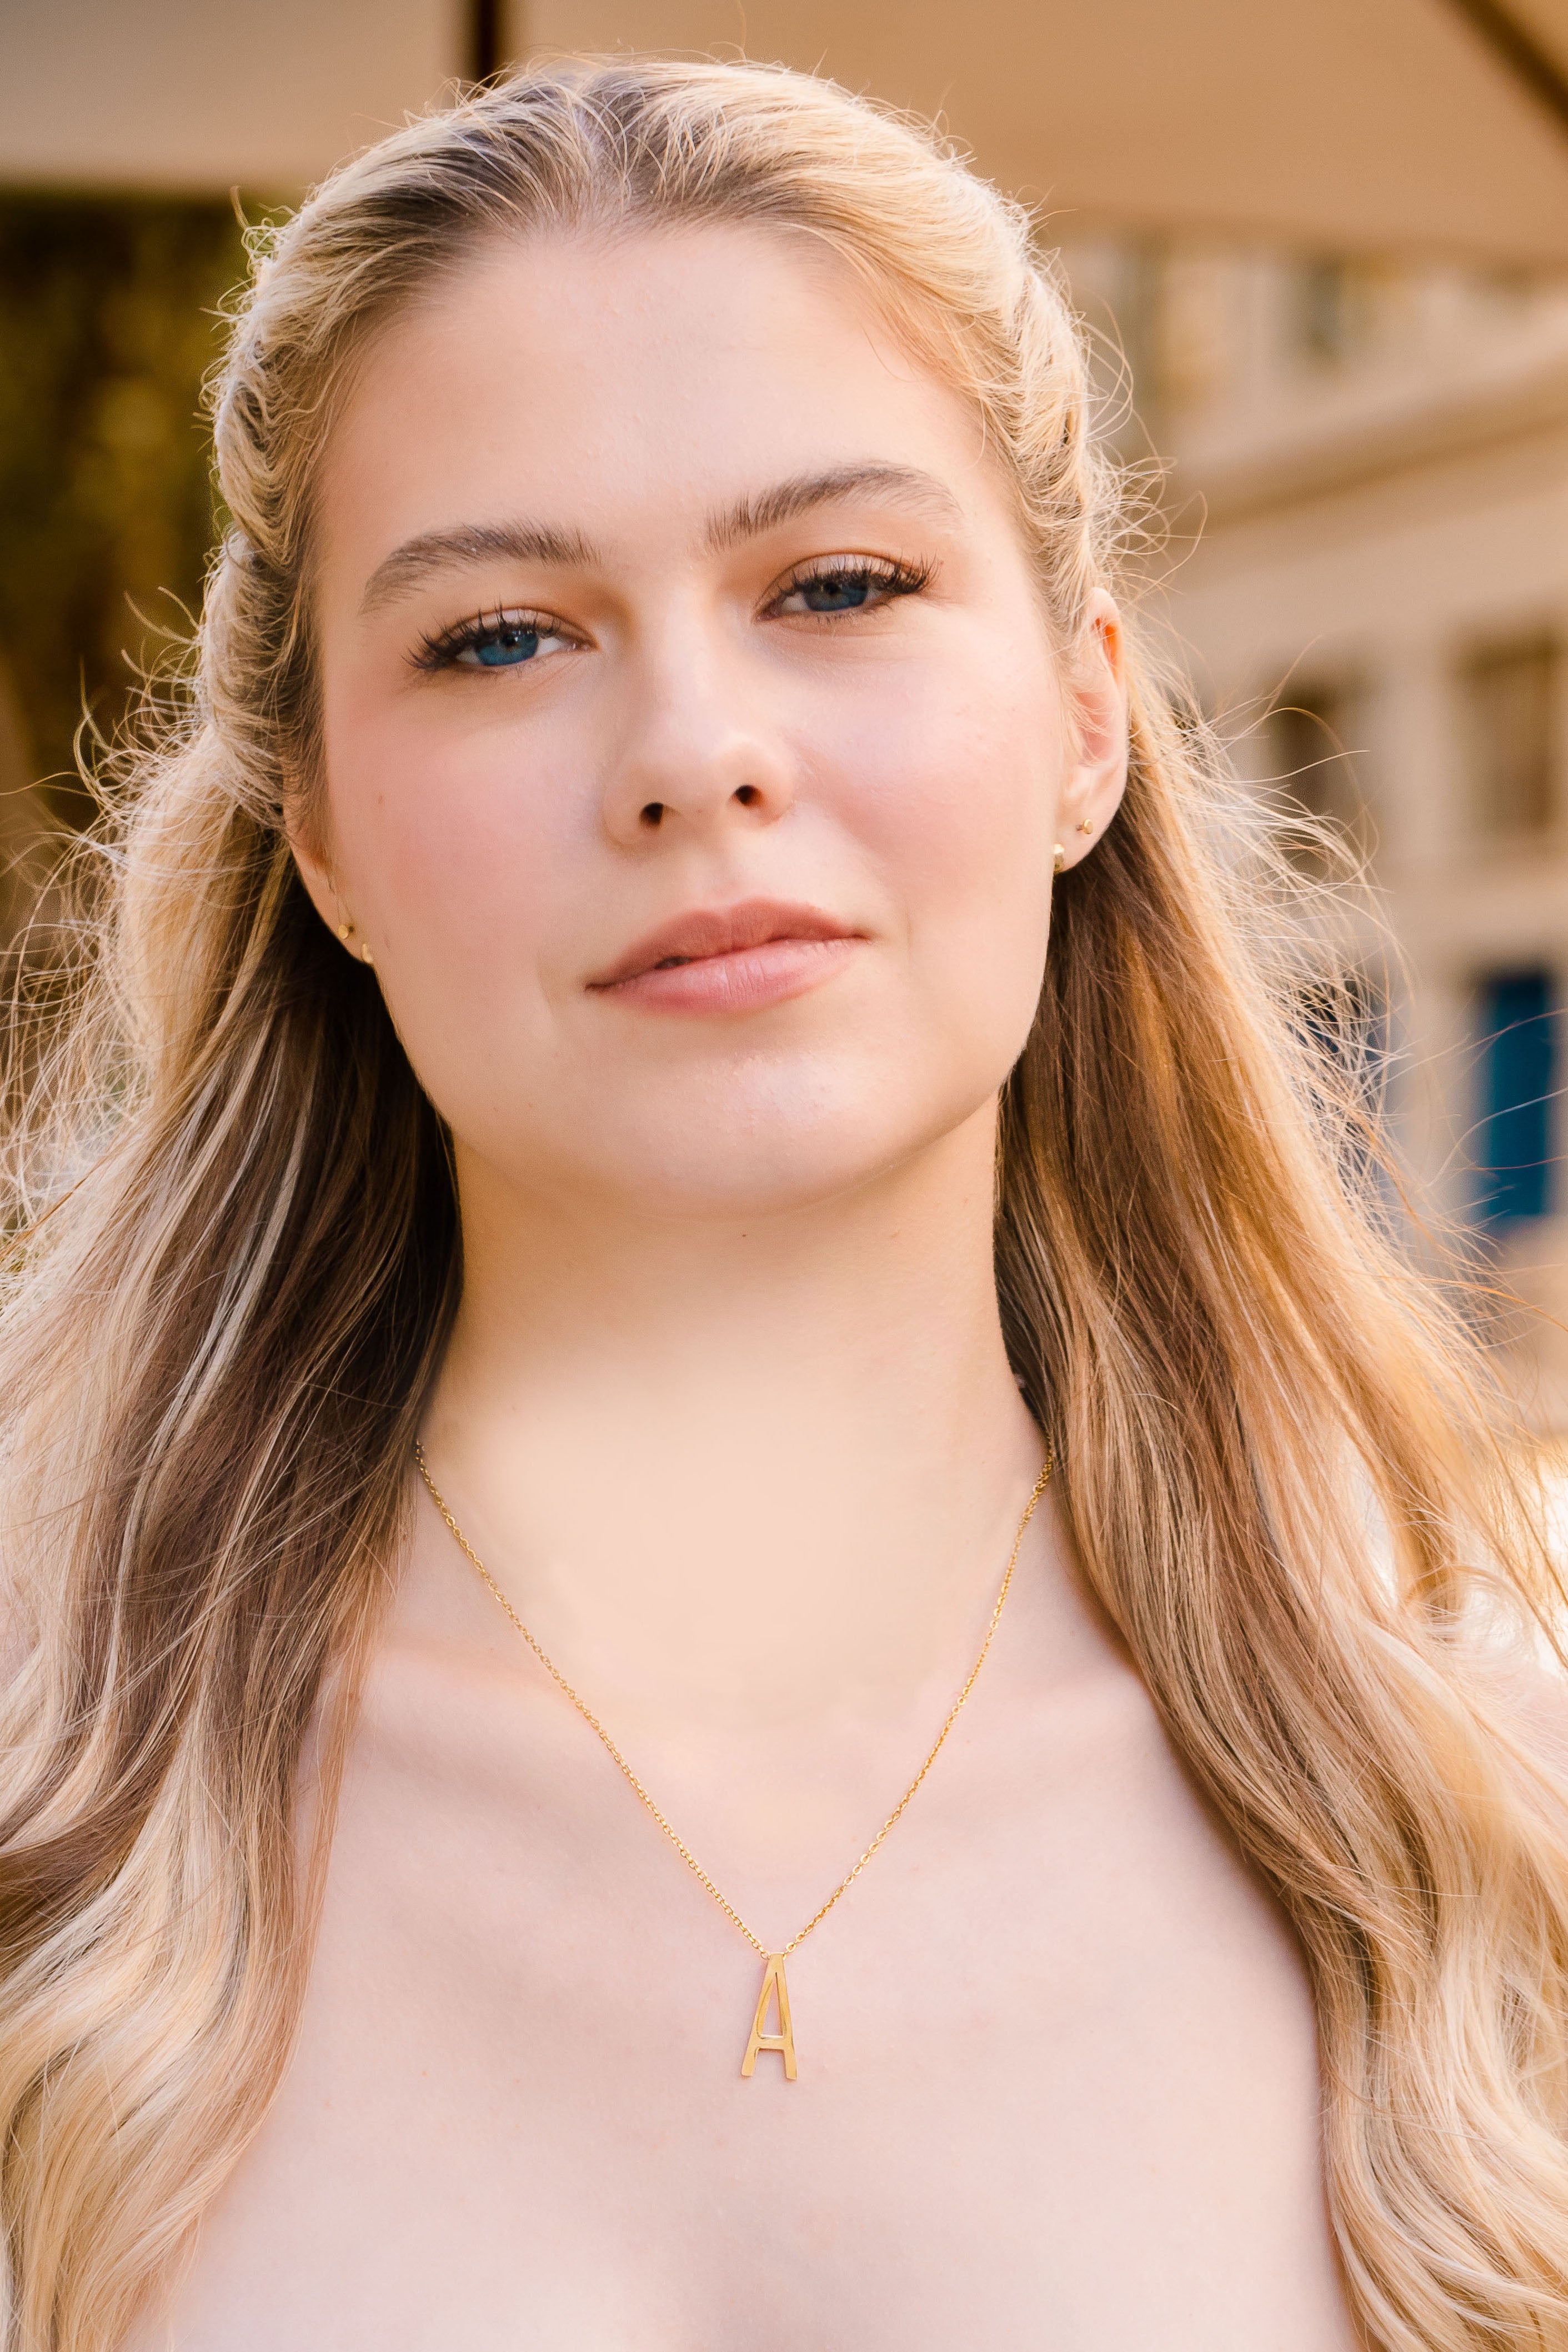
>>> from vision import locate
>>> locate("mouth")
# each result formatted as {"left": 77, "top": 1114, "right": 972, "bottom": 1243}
{"left": 587, "top": 898, "right": 865, "bottom": 1015}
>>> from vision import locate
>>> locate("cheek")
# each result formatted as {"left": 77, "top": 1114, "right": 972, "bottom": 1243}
{"left": 815, "top": 634, "right": 1062, "bottom": 979}
{"left": 320, "top": 668, "right": 580, "bottom": 997}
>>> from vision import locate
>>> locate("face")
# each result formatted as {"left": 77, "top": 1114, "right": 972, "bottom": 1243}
{"left": 302, "top": 224, "right": 1126, "bottom": 1223}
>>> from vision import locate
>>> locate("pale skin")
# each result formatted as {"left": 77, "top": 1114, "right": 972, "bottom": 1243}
{"left": 139, "top": 225, "right": 1360, "bottom": 2348}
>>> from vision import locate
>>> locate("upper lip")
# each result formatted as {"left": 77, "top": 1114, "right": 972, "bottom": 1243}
{"left": 588, "top": 898, "right": 861, "bottom": 988}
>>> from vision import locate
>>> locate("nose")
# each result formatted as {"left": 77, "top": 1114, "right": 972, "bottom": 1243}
{"left": 599, "top": 630, "right": 796, "bottom": 848}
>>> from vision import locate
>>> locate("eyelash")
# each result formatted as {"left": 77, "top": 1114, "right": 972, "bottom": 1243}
{"left": 410, "top": 608, "right": 577, "bottom": 672}
{"left": 767, "top": 553, "right": 934, "bottom": 615}
{"left": 410, "top": 554, "right": 934, "bottom": 672}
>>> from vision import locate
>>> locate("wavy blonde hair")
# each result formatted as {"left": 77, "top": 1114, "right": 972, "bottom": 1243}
{"left": 1, "top": 56, "right": 1566, "bottom": 2352}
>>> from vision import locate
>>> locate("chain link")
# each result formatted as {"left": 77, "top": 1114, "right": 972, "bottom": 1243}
{"left": 415, "top": 1442, "right": 1053, "bottom": 1961}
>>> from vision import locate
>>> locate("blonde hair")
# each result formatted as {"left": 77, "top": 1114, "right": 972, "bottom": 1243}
{"left": 2, "top": 57, "right": 1566, "bottom": 2351}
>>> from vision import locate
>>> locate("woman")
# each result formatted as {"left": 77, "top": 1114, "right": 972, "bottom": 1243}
{"left": 1, "top": 57, "right": 1565, "bottom": 2352}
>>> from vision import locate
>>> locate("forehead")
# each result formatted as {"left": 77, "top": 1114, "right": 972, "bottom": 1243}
{"left": 317, "top": 222, "right": 1001, "bottom": 566}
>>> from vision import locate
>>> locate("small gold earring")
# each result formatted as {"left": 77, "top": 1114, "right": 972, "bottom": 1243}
{"left": 361, "top": 943, "right": 374, "bottom": 967}
{"left": 1078, "top": 818, "right": 1095, "bottom": 835}
{"left": 337, "top": 922, "right": 350, "bottom": 942}
{"left": 1053, "top": 843, "right": 1066, "bottom": 874}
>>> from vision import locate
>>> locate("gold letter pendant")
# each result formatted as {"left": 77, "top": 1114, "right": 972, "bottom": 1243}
{"left": 741, "top": 1953, "right": 798, "bottom": 2080}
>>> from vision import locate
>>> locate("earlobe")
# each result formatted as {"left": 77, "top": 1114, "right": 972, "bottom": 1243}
{"left": 331, "top": 908, "right": 374, "bottom": 965}
{"left": 278, "top": 794, "right": 359, "bottom": 958}
{"left": 1059, "top": 590, "right": 1130, "bottom": 853}
{"left": 282, "top": 805, "right": 334, "bottom": 924}
{"left": 284, "top": 829, "right": 370, "bottom": 964}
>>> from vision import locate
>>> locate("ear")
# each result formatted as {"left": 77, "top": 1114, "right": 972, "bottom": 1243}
{"left": 283, "top": 797, "right": 353, "bottom": 947}
{"left": 1054, "top": 589, "right": 1129, "bottom": 873}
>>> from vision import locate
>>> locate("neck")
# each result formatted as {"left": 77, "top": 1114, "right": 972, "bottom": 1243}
{"left": 423, "top": 1102, "right": 1046, "bottom": 1738}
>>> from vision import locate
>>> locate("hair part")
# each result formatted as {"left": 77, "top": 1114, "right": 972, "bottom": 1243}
{"left": 1, "top": 56, "right": 1566, "bottom": 2350}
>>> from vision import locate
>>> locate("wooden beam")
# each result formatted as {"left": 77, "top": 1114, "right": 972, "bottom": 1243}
{"left": 1439, "top": 0, "right": 1568, "bottom": 138}
{"left": 467, "top": 0, "right": 503, "bottom": 85}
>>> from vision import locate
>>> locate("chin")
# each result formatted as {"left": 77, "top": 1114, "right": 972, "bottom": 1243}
{"left": 544, "top": 1068, "right": 999, "bottom": 1225}
{"left": 576, "top": 1126, "right": 901, "bottom": 1223}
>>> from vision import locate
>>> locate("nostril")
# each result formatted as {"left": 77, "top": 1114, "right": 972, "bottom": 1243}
{"left": 733, "top": 785, "right": 760, "bottom": 807}
{"left": 640, "top": 802, "right": 664, "bottom": 828}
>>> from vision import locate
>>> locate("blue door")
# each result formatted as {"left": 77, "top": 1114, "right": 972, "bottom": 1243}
{"left": 1475, "top": 970, "right": 1560, "bottom": 1228}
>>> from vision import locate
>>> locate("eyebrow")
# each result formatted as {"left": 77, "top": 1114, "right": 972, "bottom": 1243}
{"left": 357, "top": 463, "right": 961, "bottom": 617}
{"left": 358, "top": 521, "right": 599, "bottom": 615}
{"left": 702, "top": 463, "right": 963, "bottom": 552}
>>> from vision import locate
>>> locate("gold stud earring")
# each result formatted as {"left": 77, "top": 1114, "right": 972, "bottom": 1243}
{"left": 1078, "top": 818, "right": 1095, "bottom": 835}
{"left": 337, "top": 922, "right": 351, "bottom": 942}
{"left": 1053, "top": 843, "right": 1066, "bottom": 875}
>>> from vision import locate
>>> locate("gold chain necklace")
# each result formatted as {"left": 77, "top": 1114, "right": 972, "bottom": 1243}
{"left": 414, "top": 1442, "right": 1052, "bottom": 2080}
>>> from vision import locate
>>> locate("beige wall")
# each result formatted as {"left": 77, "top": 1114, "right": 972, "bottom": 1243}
{"left": 5, "top": 0, "right": 1568, "bottom": 261}
{"left": 524, "top": 0, "right": 1568, "bottom": 263}
{"left": 0, "top": 0, "right": 464, "bottom": 192}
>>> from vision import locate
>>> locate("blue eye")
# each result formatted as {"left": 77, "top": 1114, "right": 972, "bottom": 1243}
{"left": 463, "top": 623, "right": 541, "bottom": 668}
{"left": 800, "top": 576, "right": 871, "bottom": 612}
{"left": 773, "top": 559, "right": 930, "bottom": 620}
{"left": 414, "top": 609, "right": 578, "bottom": 673}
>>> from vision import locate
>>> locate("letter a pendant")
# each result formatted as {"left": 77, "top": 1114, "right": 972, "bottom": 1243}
{"left": 741, "top": 1952, "right": 798, "bottom": 2080}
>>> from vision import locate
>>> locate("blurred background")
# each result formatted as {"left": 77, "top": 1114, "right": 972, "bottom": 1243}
{"left": 2, "top": 0, "right": 1566, "bottom": 1442}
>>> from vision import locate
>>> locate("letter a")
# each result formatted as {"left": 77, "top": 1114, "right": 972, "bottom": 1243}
{"left": 741, "top": 1952, "right": 798, "bottom": 2079}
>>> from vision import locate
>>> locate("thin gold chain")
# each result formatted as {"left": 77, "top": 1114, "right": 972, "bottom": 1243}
{"left": 415, "top": 1443, "right": 1053, "bottom": 1960}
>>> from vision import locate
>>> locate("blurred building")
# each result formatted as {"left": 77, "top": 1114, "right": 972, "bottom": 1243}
{"left": 1068, "top": 239, "right": 1568, "bottom": 1425}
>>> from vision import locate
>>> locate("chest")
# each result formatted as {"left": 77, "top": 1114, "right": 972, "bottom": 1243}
{"left": 152, "top": 1670, "right": 1358, "bottom": 2351}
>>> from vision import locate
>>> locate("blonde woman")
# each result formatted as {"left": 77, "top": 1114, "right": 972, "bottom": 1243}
{"left": 1, "top": 59, "right": 1565, "bottom": 2352}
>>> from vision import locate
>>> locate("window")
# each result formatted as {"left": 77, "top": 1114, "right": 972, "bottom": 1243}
{"left": 1474, "top": 970, "right": 1560, "bottom": 1228}
{"left": 1294, "top": 972, "right": 1390, "bottom": 1188}
{"left": 1289, "top": 257, "right": 1381, "bottom": 364}
{"left": 1461, "top": 634, "right": 1560, "bottom": 840}
{"left": 1268, "top": 682, "right": 1369, "bottom": 864}
{"left": 1296, "top": 972, "right": 1385, "bottom": 1087}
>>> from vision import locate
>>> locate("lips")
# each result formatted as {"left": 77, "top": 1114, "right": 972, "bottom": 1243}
{"left": 588, "top": 898, "right": 863, "bottom": 1015}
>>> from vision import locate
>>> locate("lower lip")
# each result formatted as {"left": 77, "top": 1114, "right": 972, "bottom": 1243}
{"left": 595, "top": 935, "right": 861, "bottom": 1015}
